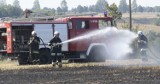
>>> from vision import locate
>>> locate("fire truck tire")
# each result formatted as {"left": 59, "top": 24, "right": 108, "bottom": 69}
{"left": 39, "top": 48, "right": 51, "bottom": 64}
{"left": 87, "top": 46, "right": 106, "bottom": 62}
{"left": 39, "top": 54, "right": 51, "bottom": 64}
{"left": 18, "top": 54, "right": 28, "bottom": 65}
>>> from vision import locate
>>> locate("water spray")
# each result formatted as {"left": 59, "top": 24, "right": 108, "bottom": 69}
{"left": 60, "top": 27, "right": 137, "bottom": 59}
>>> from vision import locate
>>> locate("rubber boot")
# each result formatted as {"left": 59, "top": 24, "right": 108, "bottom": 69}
{"left": 52, "top": 62, "right": 56, "bottom": 67}
{"left": 58, "top": 62, "right": 62, "bottom": 68}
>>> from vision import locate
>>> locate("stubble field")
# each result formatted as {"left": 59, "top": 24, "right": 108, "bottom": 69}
{"left": 0, "top": 59, "right": 160, "bottom": 84}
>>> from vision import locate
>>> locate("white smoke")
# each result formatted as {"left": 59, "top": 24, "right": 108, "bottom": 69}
{"left": 62, "top": 27, "right": 137, "bottom": 59}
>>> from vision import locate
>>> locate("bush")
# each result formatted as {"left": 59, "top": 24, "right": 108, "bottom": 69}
{"left": 154, "top": 18, "right": 160, "bottom": 26}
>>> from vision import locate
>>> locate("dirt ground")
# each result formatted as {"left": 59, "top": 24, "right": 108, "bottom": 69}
{"left": 0, "top": 59, "right": 160, "bottom": 84}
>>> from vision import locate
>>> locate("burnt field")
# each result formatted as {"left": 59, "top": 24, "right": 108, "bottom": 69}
{"left": 0, "top": 59, "right": 160, "bottom": 84}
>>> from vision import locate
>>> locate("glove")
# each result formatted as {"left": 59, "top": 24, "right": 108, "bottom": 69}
{"left": 56, "top": 43, "right": 62, "bottom": 45}
{"left": 140, "top": 40, "right": 147, "bottom": 44}
{"left": 48, "top": 43, "right": 51, "bottom": 46}
{"left": 143, "top": 41, "right": 147, "bottom": 44}
{"left": 52, "top": 43, "right": 56, "bottom": 46}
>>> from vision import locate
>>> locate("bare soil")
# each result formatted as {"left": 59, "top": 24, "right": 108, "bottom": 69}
{"left": 0, "top": 59, "right": 160, "bottom": 84}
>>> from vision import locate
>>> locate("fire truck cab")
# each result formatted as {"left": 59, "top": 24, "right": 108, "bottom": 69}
{"left": 0, "top": 15, "right": 114, "bottom": 65}
{"left": 54, "top": 15, "right": 114, "bottom": 62}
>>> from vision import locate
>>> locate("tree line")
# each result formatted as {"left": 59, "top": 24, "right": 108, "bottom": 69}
{"left": 0, "top": 0, "right": 160, "bottom": 18}
{"left": 0, "top": 0, "right": 23, "bottom": 18}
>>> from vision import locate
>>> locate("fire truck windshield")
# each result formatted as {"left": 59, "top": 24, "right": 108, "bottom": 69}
{"left": 99, "top": 20, "right": 112, "bottom": 28}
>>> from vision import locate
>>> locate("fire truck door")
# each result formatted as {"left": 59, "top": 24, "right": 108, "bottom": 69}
{"left": 75, "top": 20, "right": 91, "bottom": 51}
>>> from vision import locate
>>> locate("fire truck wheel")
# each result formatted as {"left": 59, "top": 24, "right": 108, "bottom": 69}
{"left": 18, "top": 54, "right": 28, "bottom": 65}
{"left": 88, "top": 46, "right": 106, "bottom": 62}
{"left": 39, "top": 48, "right": 51, "bottom": 64}
{"left": 39, "top": 55, "right": 51, "bottom": 64}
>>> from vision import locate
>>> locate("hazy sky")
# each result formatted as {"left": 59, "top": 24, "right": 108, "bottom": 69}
{"left": 6, "top": 0, "right": 160, "bottom": 10}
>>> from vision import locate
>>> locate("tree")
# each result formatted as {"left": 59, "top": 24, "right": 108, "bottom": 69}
{"left": 145, "top": 7, "right": 154, "bottom": 12}
{"left": 118, "top": 0, "right": 128, "bottom": 13}
{"left": 71, "top": 8, "right": 77, "bottom": 14}
{"left": 0, "top": 6, "right": 8, "bottom": 17}
{"left": 88, "top": 5, "right": 95, "bottom": 12}
{"left": 154, "top": 6, "right": 160, "bottom": 12}
{"left": 132, "top": 0, "right": 138, "bottom": 13}
{"left": 6, "top": 4, "right": 21, "bottom": 17}
{"left": 60, "top": 0, "right": 68, "bottom": 14}
{"left": 106, "top": 3, "right": 122, "bottom": 26}
{"left": 77, "top": 5, "right": 84, "bottom": 13}
{"left": 32, "top": 0, "right": 41, "bottom": 11}
{"left": 0, "top": 0, "right": 6, "bottom": 6}
{"left": 137, "top": 5, "right": 143, "bottom": 12}
{"left": 57, "top": 7, "right": 62, "bottom": 15}
{"left": 95, "top": 0, "right": 108, "bottom": 12}
{"left": 0, "top": 4, "right": 23, "bottom": 18}
{"left": 13, "top": 0, "right": 21, "bottom": 8}
{"left": 42, "top": 7, "right": 55, "bottom": 16}
{"left": 83, "top": 6, "right": 89, "bottom": 12}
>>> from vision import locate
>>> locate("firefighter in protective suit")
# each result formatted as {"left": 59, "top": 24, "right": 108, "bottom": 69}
{"left": 28, "top": 31, "right": 40, "bottom": 64}
{"left": 137, "top": 31, "right": 148, "bottom": 61}
{"left": 48, "top": 31, "right": 62, "bottom": 67}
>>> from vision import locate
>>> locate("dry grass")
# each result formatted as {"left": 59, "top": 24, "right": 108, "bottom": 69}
{"left": 1, "top": 59, "right": 160, "bottom": 71}
{"left": 0, "top": 60, "right": 51, "bottom": 70}
{"left": 117, "top": 23, "right": 160, "bottom": 32}
{"left": 122, "top": 12, "right": 159, "bottom": 19}
{"left": 0, "top": 60, "right": 106, "bottom": 71}
{"left": 1, "top": 59, "right": 160, "bottom": 84}
{"left": 134, "top": 24, "right": 160, "bottom": 32}
{"left": 117, "top": 12, "right": 160, "bottom": 32}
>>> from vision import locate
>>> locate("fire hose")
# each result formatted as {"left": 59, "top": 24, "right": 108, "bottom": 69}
{"left": 39, "top": 37, "right": 47, "bottom": 48}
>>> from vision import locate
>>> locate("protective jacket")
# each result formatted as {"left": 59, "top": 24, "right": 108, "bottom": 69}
{"left": 138, "top": 34, "right": 148, "bottom": 49}
{"left": 28, "top": 36, "right": 40, "bottom": 53}
{"left": 49, "top": 37, "right": 62, "bottom": 53}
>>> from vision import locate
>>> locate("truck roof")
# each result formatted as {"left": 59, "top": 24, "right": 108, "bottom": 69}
{"left": 0, "top": 16, "right": 113, "bottom": 28}
{"left": 9, "top": 21, "right": 66, "bottom": 24}
{"left": 54, "top": 16, "right": 113, "bottom": 22}
{"left": 0, "top": 21, "right": 67, "bottom": 28}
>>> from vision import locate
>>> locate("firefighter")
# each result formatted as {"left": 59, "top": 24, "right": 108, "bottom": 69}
{"left": 48, "top": 31, "right": 63, "bottom": 67}
{"left": 28, "top": 31, "right": 40, "bottom": 64}
{"left": 137, "top": 31, "right": 148, "bottom": 61}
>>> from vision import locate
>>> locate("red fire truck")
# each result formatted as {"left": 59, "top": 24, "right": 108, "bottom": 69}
{"left": 0, "top": 15, "right": 114, "bottom": 65}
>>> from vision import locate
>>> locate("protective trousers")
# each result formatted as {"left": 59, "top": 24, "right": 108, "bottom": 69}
{"left": 28, "top": 50, "right": 39, "bottom": 63}
{"left": 51, "top": 53, "right": 62, "bottom": 63}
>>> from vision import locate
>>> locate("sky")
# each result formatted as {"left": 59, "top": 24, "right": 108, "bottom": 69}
{"left": 6, "top": 0, "right": 160, "bottom": 10}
